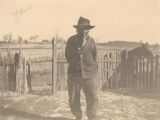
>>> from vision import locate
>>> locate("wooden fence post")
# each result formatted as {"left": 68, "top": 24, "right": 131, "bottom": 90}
{"left": 52, "top": 37, "right": 57, "bottom": 94}
{"left": 27, "top": 60, "right": 32, "bottom": 92}
{"left": 1, "top": 60, "right": 4, "bottom": 90}
{"left": 0, "top": 53, "right": 1, "bottom": 90}
{"left": 15, "top": 53, "right": 19, "bottom": 93}
{"left": 15, "top": 53, "right": 21, "bottom": 93}
{"left": 150, "top": 58, "right": 154, "bottom": 91}
{"left": 3, "top": 57, "right": 8, "bottom": 90}
{"left": 23, "top": 58, "right": 28, "bottom": 93}
{"left": 155, "top": 56, "right": 159, "bottom": 91}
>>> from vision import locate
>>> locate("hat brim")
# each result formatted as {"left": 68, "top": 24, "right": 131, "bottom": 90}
{"left": 73, "top": 25, "right": 95, "bottom": 29}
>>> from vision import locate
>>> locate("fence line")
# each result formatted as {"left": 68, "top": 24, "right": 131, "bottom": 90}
{"left": 119, "top": 55, "right": 160, "bottom": 93}
{"left": 0, "top": 50, "right": 31, "bottom": 93}
{"left": 53, "top": 54, "right": 160, "bottom": 94}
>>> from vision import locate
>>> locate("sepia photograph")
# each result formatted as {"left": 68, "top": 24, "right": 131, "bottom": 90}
{"left": 0, "top": 0, "right": 160, "bottom": 120}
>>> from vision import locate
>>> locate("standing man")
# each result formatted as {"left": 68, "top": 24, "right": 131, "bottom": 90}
{"left": 65, "top": 17, "right": 98, "bottom": 120}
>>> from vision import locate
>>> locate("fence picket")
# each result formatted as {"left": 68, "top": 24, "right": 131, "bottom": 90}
{"left": 23, "top": 58, "right": 28, "bottom": 93}
{"left": 155, "top": 56, "right": 159, "bottom": 90}
{"left": 27, "top": 60, "right": 32, "bottom": 92}
{"left": 146, "top": 58, "right": 149, "bottom": 90}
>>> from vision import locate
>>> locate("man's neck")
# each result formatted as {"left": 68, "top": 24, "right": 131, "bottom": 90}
{"left": 77, "top": 34, "right": 89, "bottom": 40}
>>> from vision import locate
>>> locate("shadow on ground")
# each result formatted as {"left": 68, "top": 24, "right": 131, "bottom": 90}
{"left": 104, "top": 89, "right": 160, "bottom": 100}
{"left": 0, "top": 108, "right": 74, "bottom": 120}
{"left": 29, "top": 85, "right": 53, "bottom": 96}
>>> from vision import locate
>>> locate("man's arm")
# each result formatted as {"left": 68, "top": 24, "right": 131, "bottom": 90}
{"left": 65, "top": 38, "right": 72, "bottom": 62}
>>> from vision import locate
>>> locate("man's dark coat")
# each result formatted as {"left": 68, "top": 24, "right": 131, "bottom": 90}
{"left": 65, "top": 34, "right": 97, "bottom": 79}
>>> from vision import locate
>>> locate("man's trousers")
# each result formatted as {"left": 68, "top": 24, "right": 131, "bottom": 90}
{"left": 67, "top": 73, "right": 98, "bottom": 120}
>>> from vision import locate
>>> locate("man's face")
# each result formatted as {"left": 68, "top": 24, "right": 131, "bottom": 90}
{"left": 77, "top": 28, "right": 89, "bottom": 39}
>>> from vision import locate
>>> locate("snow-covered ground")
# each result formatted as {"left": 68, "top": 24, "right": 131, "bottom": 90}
{"left": 0, "top": 87, "right": 160, "bottom": 120}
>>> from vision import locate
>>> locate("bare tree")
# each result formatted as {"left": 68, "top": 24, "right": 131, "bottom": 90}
{"left": 2, "top": 33, "right": 12, "bottom": 43}
{"left": 18, "top": 36, "right": 23, "bottom": 44}
{"left": 29, "top": 35, "right": 39, "bottom": 43}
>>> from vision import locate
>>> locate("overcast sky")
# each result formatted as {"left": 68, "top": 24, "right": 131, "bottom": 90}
{"left": 0, "top": 0, "right": 159, "bottom": 44}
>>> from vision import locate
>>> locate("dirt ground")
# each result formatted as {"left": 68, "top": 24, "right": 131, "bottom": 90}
{"left": 0, "top": 87, "right": 160, "bottom": 120}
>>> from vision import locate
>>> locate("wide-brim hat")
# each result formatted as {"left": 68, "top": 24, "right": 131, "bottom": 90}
{"left": 73, "top": 17, "right": 95, "bottom": 30}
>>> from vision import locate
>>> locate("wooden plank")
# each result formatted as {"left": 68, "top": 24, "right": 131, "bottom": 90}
{"left": 2, "top": 58, "right": 6, "bottom": 90}
{"left": 3, "top": 57, "right": 7, "bottom": 90}
{"left": 62, "top": 63, "right": 65, "bottom": 90}
{"left": 142, "top": 57, "right": 145, "bottom": 90}
{"left": 104, "top": 62, "right": 106, "bottom": 89}
{"left": 52, "top": 37, "right": 57, "bottom": 94}
{"left": 0, "top": 62, "right": 1, "bottom": 90}
{"left": 158, "top": 56, "right": 160, "bottom": 90}
{"left": 146, "top": 57, "right": 149, "bottom": 90}
{"left": 15, "top": 53, "right": 20, "bottom": 93}
{"left": 116, "top": 62, "right": 119, "bottom": 89}
{"left": 23, "top": 58, "right": 28, "bottom": 93}
{"left": 123, "top": 62, "right": 126, "bottom": 89}
{"left": 1, "top": 61, "right": 3, "bottom": 90}
{"left": 158, "top": 57, "right": 160, "bottom": 90}
{"left": 27, "top": 60, "right": 32, "bottom": 92}
{"left": 18, "top": 55, "right": 22, "bottom": 94}
{"left": 134, "top": 57, "right": 137, "bottom": 89}
{"left": 0, "top": 60, "right": 3, "bottom": 90}
{"left": 9, "top": 64, "right": 15, "bottom": 91}
{"left": 109, "top": 62, "right": 112, "bottom": 89}
{"left": 130, "top": 59, "right": 134, "bottom": 89}
{"left": 129, "top": 61, "right": 132, "bottom": 90}
{"left": 100, "top": 59, "right": 103, "bottom": 89}
{"left": 125, "top": 62, "right": 128, "bottom": 89}
{"left": 101, "top": 60, "right": 104, "bottom": 88}
{"left": 139, "top": 57, "right": 143, "bottom": 90}
{"left": 64, "top": 63, "right": 68, "bottom": 90}
{"left": 155, "top": 56, "right": 159, "bottom": 90}
{"left": 106, "top": 61, "right": 108, "bottom": 88}
{"left": 129, "top": 62, "right": 131, "bottom": 89}
{"left": 135, "top": 57, "right": 138, "bottom": 90}
{"left": 115, "top": 62, "right": 118, "bottom": 89}
{"left": 6, "top": 65, "right": 9, "bottom": 90}
{"left": 120, "top": 63, "right": 124, "bottom": 88}
{"left": 99, "top": 62, "right": 102, "bottom": 89}
{"left": 106, "top": 62, "right": 109, "bottom": 89}
{"left": 103, "top": 61, "right": 106, "bottom": 88}
{"left": 150, "top": 58, "right": 154, "bottom": 90}
{"left": 152, "top": 58, "right": 156, "bottom": 91}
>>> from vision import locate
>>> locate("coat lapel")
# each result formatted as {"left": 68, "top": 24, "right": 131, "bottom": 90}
{"left": 81, "top": 36, "right": 90, "bottom": 57}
